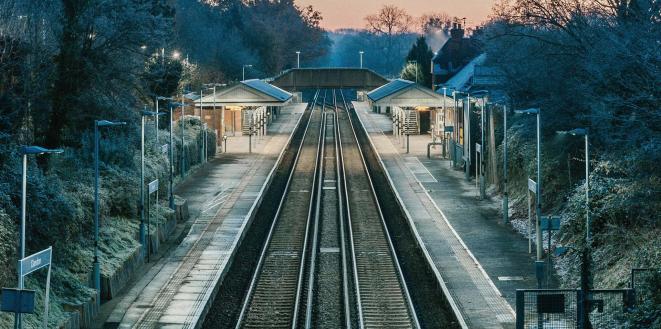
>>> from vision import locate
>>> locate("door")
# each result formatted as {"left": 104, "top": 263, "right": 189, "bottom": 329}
{"left": 419, "top": 111, "right": 431, "bottom": 134}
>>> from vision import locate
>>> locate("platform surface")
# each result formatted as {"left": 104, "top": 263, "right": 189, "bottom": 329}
{"left": 106, "top": 103, "right": 306, "bottom": 328}
{"left": 354, "top": 102, "right": 542, "bottom": 329}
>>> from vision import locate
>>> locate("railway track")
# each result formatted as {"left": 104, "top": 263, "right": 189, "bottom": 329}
{"left": 337, "top": 90, "right": 419, "bottom": 329}
{"left": 235, "top": 89, "right": 419, "bottom": 329}
{"left": 236, "top": 91, "right": 323, "bottom": 328}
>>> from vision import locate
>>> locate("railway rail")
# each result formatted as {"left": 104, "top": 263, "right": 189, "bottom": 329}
{"left": 235, "top": 89, "right": 419, "bottom": 329}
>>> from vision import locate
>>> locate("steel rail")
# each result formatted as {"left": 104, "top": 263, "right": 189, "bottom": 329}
{"left": 303, "top": 98, "right": 327, "bottom": 328}
{"left": 336, "top": 92, "right": 366, "bottom": 329}
{"left": 235, "top": 89, "right": 322, "bottom": 329}
{"left": 333, "top": 90, "right": 353, "bottom": 329}
{"left": 339, "top": 90, "right": 421, "bottom": 329}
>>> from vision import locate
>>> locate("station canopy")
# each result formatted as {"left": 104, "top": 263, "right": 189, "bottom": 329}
{"left": 196, "top": 79, "right": 293, "bottom": 107}
{"left": 366, "top": 79, "right": 452, "bottom": 107}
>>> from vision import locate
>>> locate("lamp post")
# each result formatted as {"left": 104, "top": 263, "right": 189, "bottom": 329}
{"left": 179, "top": 95, "right": 186, "bottom": 178}
{"left": 93, "top": 120, "right": 125, "bottom": 304}
{"left": 472, "top": 90, "right": 489, "bottom": 199}
{"left": 502, "top": 105, "right": 509, "bottom": 224}
{"left": 557, "top": 127, "right": 590, "bottom": 327}
{"left": 242, "top": 64, "right": 253, "bottom": 81}
{"left": 515, "top": 108, "right": 542, "bottom": 262}
{"left": 158, "top": 97, "right": 177, "bottom": 210}
{"left": 453, "top": 91, "right": 471, "bottom": 180}
{"left": 359, "top": 51, "right": 364, "bottom": 68}
{"left": 141, "top": 110, "right": 165, "bottom": 261}
{"left": 296, "top": 51, "right": 301, "bottom": 68}
{"left": 16, "top": 146, "right": 63, "bottom": 328}
{"left": 557, "top": 128, "right": 589, "bottom": 240}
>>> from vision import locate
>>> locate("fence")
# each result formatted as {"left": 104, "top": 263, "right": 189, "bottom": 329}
{"left": 630, "top": 268, "right": 656, "bottom": 306}
{"left": 516, "top": 289, "right": 635, "bottom": 329}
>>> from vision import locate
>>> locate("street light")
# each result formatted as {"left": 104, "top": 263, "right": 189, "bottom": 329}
{"left": 158, "top": 96, "right": 177, "bottom": 210}
{"left": 472, "top": 90, "right": 489, "bottom": 200}
{"left": 93, "top": 120, "right": 125, "bottom": 304}
{"left": 557, "top": 127, "right": 590, "bottom": 328}
{"left": 514, "top": 108, "right": 543, "bottom": 264}
{"left": 242, "top": 64, "right": 253, "bottom": 81}
{"left": 557, "top": 128, "right": 590, "bottom": 241}
{"left": 296, "top": 51, "right": 301, "bottom": 68}
{"left": 203, "top": 83, "right": 227, "bottom": 153}
{"left": 359, "top": 51, "right": 364, "bottom": 68}
{"left": 495, "top": 102, "right": 509, "bottom": 224}
{"left": 16, "top": 146, "right": 63, "bottom": 328}
{"left": 453, "top": 91, "right": 471, "bottom": 180}
{"left": 408, "top": 60, "right": 418, "bottom": 83}
{"left": 140, "top": 110, "right": 165, "bottom": 261}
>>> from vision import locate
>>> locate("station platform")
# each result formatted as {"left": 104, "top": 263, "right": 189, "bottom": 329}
{"left": 353, "top": 102, "right": 537, "bottom": 329}
{"left": 105, "top": 103, "right": 307, "bottom": 328}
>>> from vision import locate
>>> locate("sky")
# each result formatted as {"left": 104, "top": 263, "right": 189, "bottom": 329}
{"left": 297, "top": 0, "right": 497, "bottom": 31}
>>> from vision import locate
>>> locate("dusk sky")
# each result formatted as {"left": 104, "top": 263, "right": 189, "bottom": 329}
{"left": 297, "top": 0, "right": 497, "bottom": 31}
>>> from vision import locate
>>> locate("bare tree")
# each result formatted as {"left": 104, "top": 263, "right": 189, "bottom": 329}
{"left": 419, "top": 12, "right": 452, "bottom": 34}
{"left": 365, "top": 5, "right": 413, "bottom": 74}
{"left": 365, "top": 5, "right": 413, "bottom": 35}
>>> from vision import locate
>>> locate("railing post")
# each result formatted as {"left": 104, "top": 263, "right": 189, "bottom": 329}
{"left": 515, "top": 290, "right": 524, "bottom": 329}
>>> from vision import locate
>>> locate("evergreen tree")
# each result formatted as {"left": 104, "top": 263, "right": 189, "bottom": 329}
{"left": 404, "top": 36, "right": 434, "bottom": 86}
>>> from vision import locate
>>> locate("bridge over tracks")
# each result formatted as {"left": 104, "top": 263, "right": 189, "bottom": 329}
{"left": 270, "top": 68, "right": 389, "bottom": 92}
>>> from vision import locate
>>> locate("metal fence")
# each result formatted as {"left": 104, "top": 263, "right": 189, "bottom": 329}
{"left": 630, "top": 268, "right": 656, "bottom": 306}
{"left": 516, "top": 289, "right": 579, "bottom": 329}
{"left": 516, "top": 289, "right": 635, "bottom": 329}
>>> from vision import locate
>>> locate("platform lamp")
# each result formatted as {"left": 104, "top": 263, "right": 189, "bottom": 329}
{"left": 359, "top": 51, "right": 364, "bottom": 68}
{"left": 514, "top": 108, "right": 543, "bottom": 271}
{"left": 157, "top": 96, "right": 177, "bottom": 210}
{"left": 15, "top": 146, "right": 63, "bottom": 328}
{"left": 296, "top": 51, "right": 301, "bottom": 68}
{"left": 242, "top": 64, "right": 253, "bottom": 81}
{"left": 487, "top": 96, "right": 510, "bottom": 225}
{"left": 471, "top": 90, "right": 489, "bottom": 200}
{"left": 93, "top": 120, "right": 126, "bottom": 304}
{"left": 140, "top": 110, "right": 165, "bottom": 261}
{"left": 557, "top": 127, "right": 590, "bottom": 328}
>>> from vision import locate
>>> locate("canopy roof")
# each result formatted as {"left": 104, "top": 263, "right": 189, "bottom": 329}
{"left": 196, "top": 79, "right": 292, "bottom": 107}
{"left": 367, "top": 79, "right": 452, "bottom": 107}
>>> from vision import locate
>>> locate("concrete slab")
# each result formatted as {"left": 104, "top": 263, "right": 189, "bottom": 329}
{"left": 105, "top": 103, "right": 307, "bottom": 328}
{"left": 354, "top": 102, "right": 523, "bottom": 329}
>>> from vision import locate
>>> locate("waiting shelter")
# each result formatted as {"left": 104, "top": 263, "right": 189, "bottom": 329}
{"left": 194, "top": 79, "right": 293, "bottom": 140}
{"left": 366, "top": 79, "right": 455, "bottom": 151}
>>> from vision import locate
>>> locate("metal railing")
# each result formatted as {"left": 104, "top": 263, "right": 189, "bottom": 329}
{"left": 516, "top": 288, "right": 635, "bottom": 329}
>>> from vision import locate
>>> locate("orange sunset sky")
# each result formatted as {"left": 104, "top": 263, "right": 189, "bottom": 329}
{"left": 296, "top": 0, "right": 497, "bottom": 30}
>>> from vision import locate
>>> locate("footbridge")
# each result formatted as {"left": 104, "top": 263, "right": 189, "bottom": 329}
{"left": 270, "top": 68, "right": 389, "bottom": 92}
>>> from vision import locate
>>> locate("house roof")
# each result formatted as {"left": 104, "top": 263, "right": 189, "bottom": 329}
{"left": 366, "top": 79, "right": 453, "bottom": 107}
{"left": 441, "top": 53, "right": 486, "bottom": 92}
{"left": 195, "top": 79, "right": 292, "bottom": 107}
{"left": 367, "top": 79, "right": 414, "bottom": 102}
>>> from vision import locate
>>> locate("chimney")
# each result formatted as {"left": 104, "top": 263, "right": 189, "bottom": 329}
{"left": 450, "top": 22, "right": 464, "bottom": 40}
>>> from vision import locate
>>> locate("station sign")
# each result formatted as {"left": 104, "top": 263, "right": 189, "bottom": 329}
{"left": 148, "top": 179, "right": 159, "bottom": 194}
{"left": 541, "top": 216, "right": 561, "bottom": 231}
{"left": 475, "top": 143, "right": 482, "bottom": 153}
{"left": 528, "top": 179, "right": 537, "bottom": 193}
{"left": 444, "top": 126, "right": 454, "bottom": 133}
{"left": 20, "top": 247, "right": 51, "bottom": 276}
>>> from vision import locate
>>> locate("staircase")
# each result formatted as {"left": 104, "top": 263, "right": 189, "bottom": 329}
{"left": 403, "top": 110, "right": 419, "bottom": 134}
{"left": 242, "top": 110, "right": 253, "bottom": 135}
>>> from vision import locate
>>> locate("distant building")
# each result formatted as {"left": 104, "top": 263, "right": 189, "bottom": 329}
{"left": 432, "top": 22, "right": 481, "bottom": 86}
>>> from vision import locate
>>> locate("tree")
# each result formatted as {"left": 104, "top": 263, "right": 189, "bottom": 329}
{"left": 45, "top": 0, "right": 173, "bottom": 149}
{"left": 483, "top": 0, "right": 661, "bottom": 290}
{"left": 400, "top": 61, "right": 424, "bottom": 84}
{"left": 404, "top": 36, "right": 434, "bottom": 86}
{"left": 365, "top": 5, "right": 413, "bottom": 74}
{"left": 419, "top": 12, "right": 452, "bottom": 34}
